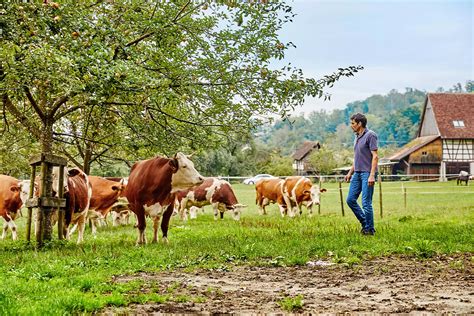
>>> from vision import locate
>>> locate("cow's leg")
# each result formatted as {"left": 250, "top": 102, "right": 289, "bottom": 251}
{"left": 160, "top": 204, "right": 174, "bottom": 243}
{"left": 90, "top": 218, "right": 98, "bottom": 237}
{"left": 259, "top": 198, "right": 269, "bottom": 215}
{"left": 307, "top": 205, "right": 313, "bottom": 217}
{"left": 278, "top": 204, "right": 286, "bottom": 217}
{"left": 179, "top": 200, "right": 188, "bottom": 221}
{"left": 282, "top": 193, "right": 295, "bottom": 217}
{"left": 68, "top": 223, "right": 78, "bottom": 236}
{"left": 2, "top": 221, "right": 8, "bottom": 239}
{"left": 152, "top": 215, "right": 161, "bottom": 243}
{"left": 213, "top": 203, "right": 219, "bottom": 220}
{"left": 112, "top": 212, "right": 119, "bottom": 226}
{"left": 1, "top": 214, "right": 17, "bottom": 240}
{"left": 134, "top": 207, "right": 147, "bottom": 245}
{"left": 76, "top": 215, "right": 86, "bottom": 244}
{"left": 123, "top": 211, "right": 130, "bottom": 225}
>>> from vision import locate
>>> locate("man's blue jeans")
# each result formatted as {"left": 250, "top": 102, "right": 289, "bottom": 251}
{"left": 346, "top": 171, "right": 375, "bottom": 233}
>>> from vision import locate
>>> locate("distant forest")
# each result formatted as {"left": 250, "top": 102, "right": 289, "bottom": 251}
{"left": 256, "top": 82, "right": 473, "bottom": 156}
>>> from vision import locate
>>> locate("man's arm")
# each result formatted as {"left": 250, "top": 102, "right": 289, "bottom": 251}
{"left": 345, "top": 165, "right": 355, "bottom": 182}
{"left": 368, "top": 150, "right": 378, "bottom": 186}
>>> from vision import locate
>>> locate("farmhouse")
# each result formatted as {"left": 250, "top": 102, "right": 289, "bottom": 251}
{"left": 292, "top": 141, "right": 321, "bottom": 175}
{"left": 389, "top": 93, "right": 474, "bottom": 180}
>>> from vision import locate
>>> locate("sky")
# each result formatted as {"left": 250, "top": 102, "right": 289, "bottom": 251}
{"left": 277, "top": 0, "right": 473, "bottom": 114}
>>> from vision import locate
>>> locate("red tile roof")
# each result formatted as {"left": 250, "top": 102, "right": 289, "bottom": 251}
{"left": 424, "top": 93, "right": 474, "bottom": 139}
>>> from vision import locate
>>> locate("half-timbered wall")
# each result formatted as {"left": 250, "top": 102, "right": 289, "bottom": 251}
{"left": 442, "top": 139, "right": 474, "bottom": 161}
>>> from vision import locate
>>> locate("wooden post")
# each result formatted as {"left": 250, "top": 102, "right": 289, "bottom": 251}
{"left": 378, "top": 174, "right": 383, "bottom": 218}
{"left": 36, "top": 161, "right": 49, "bottom": 246}
{"left": 26, "top": 165, "right": 36, "bottom": 241}
{"left": 57, "top": 166, "right": 65, "bottom": 240}
{"left": 403, "top": 185, "right": 407, "bottom": 211}
{"left": 318, "top": 176, "right": 323, "bottom": 215}
{"left": 338, "top": 179, "right": 345, "bottom": 217}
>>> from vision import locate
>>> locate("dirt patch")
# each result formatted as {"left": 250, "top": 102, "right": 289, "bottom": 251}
{"left": 105, "top": 254, "right": 473, "bottom": 314}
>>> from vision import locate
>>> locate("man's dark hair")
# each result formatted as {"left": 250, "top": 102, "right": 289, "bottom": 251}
{"left": 350, "top": 113, "right": 367, "bottom": 127}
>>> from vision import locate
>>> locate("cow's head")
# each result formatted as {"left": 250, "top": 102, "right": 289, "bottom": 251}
{"left": 9, "top": 184, "right": 21, "bottom": 198}
{"left": 111, "top": 180, "right": 128, "bottom": 204}
{"left": 170, "top": 152, "right": 204, "bottom": 192}
{"left": 52, "top": 166, "right": 71, "bottom": 194}
{"left": 189, "top": 206, "right": 200, "bottom": 219}
{"left": 230, "top": 203, "right": 247, "bottom": 221}
{"left": 18, "top": 180, "right": 37, "bottom": 204}
{"left": 306, "top": 185, "right": 326, "bottom": 207}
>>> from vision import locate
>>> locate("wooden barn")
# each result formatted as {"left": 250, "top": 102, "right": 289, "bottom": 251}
{"left": 389, "top": 93, "right": 474, "bottom": 180}
{"left": 292, "top": 141, "right": 321, "bottom": 175}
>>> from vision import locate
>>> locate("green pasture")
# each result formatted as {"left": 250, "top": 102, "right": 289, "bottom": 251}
{"left": 0, "top": 180, "right": 472, "bottom": 315}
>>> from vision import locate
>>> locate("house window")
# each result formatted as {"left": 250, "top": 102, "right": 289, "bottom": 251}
{"left": 453, "top": 120, "right": 465, "bottom": 128}
{"left": 422, "top": 151, "right": 427, "bottom": 156}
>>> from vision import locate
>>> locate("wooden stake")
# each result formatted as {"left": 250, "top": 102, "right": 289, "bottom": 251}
{"left": 339, "top": 180, "right": 345, "bottom": 217}
{"left": 378, "top": 174, "right": 383, "bottom": 218}
{"left": 26, "top": 166, "right": 36, "bottom": 242}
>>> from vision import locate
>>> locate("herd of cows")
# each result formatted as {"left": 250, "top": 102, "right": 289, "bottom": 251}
{"left": 0, "top": 153, "right": 326, "bottom": 244}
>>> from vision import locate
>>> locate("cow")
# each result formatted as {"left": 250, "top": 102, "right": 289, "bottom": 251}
{"left": 281, "top": 176, "right": 326, "bottom": 217}
{"left": 85, "top": 176, "right": 127, "bottom": 236}
{"left": 0, "top": 175, "right": 23, "bottom": 240}
{"left": 104, "top": 177, "right": 132, "bottom": 226}
{"left": 124, "top": 152, "right": 204, "bottom": 245}
{"left": 255, "top": 178, "right": 287, "bottom": 216}
{"left": 110, "top": 203, "right": 132, "bottom": 226}
{"left": 175, "top": 177, "right": 246, "bottom": 221}
{"left": 188, "top": 206, "right": 202, "bottom": 220}
{"left": 52, "top": 167, "right": 92, "bottom": 243}
{"left": 457, "top": 170, "right": 470, "bottom": 186}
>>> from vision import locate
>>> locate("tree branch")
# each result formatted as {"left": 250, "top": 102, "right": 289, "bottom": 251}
{"left": 58, "top": 146, "right": 83, "bottom": 169}
{"left": 23, "top": 86, "right": 45, "bottom": 122}
{"left": 54, "top": 105, "right": 84, "bottom": 121}
{"left": 89, "top": 147, "right": 111, "bottom": 164}
{"left": 50, "top": 92, "right": 78, "bottom": 117}
{"left": 2, "top": 93, "right": 42, "bottom": 140}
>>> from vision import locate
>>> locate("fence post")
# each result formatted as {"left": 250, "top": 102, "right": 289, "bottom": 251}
{"left": 338, "top": 179, "right": 345, "bottom": 217}
{"left": 378, "top": 174, "right": 383, "bottom": 218}
{"left": 318, "top": 176, "right": 323, "bottom": 214}
{"left": 403, "top": 184, "right": 407, "bottom": 211}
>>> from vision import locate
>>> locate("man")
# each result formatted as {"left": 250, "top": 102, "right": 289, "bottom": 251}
{"left": 344, "top": 113, "right": 378, "bottom": 235}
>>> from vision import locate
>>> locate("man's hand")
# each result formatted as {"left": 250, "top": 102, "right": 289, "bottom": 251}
{"left": 344, "top": 173, "right": 352, "bottom": 182}
{"left": 368, "top": 174, "right": 375, "bottom": 186}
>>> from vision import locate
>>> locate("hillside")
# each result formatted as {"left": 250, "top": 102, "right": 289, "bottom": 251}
{"left": 257, "top": 88, "right": 427, "bottom": 155}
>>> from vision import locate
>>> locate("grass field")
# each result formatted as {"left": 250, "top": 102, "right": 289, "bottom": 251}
{"left": 0, "top": 180, "right": 472, "bottom": 314}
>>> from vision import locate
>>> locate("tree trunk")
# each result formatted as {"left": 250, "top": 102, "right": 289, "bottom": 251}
{"left": 37, "top": 121, "right": 54, "bottom": 245}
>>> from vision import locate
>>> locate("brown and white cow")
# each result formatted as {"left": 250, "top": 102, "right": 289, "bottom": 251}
{"left": 255, "top": 178, "right": 287, "bottom": 216}
{"left": 110, "top": 203, "right": 132, "bottom": 226}
{"left": 124, "top": 152, "right": 204, "bottom": 245}
{"left": 53, "top": 168, "right": 92, "bottom": 243}
{"left": 104, "top": 177, "right": 132, "bottom": 226}
{"left": 175, "top": 177, "right": 246, "bottom": 221}
{"left": 281, "top": 176, "right": 326, "bottom": 217}
{"left": 86, "top": 176, "right": 127, "bottom": 236}
{"left": 0, "top": 175, "right": 23, "bottom": 240}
